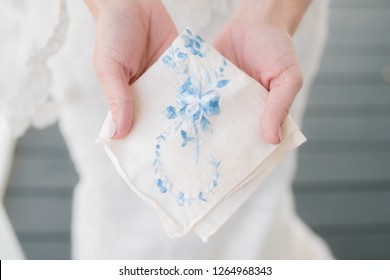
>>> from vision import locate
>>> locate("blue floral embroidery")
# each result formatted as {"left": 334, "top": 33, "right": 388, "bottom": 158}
{"left": 175, "top": 75, "right": 222, "bottom": 159}
{"left": 162, "top": 47, "right": 188, "bottom": 71}
{"left": 155, "top": 29, "right": 229, "bottom": 206}
{"left": 165, "top": 105, "right": 177, "bottom": 120}
{"left": 182, "top": 28, "right": 208, "bottom": 57}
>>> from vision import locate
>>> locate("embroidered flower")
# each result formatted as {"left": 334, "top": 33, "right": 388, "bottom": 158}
{"left": 173, "top": 75, "right": 222, "bottom": 161}
{"left": 182, "top": 28, "right": 208, "bottom": 57}
{"left": 162, "top": 47, "right": 188, "bottom": 69}
{"left": 173, "top": 63, "right": 230, "bottom": 153}
{"left": 177, "top": 76, "right": 220, "bottom": 119}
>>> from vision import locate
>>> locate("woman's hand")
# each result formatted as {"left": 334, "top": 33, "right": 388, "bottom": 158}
{"left": 214, "top": 0, "right": 310, "bottom": 144}
{"left": 85, "top": 0, "right": 177, "bottom": 138}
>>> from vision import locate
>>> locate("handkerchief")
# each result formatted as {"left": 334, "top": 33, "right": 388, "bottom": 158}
{"left": 97, "top": 28, "right": 306, "bottom": 242}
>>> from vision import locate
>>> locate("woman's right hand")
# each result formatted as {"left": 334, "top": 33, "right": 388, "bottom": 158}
{"left": 84, "top": 0, "right": 178, "bottom": 138}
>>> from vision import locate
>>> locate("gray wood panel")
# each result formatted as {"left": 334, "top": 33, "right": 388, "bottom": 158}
{"left": 322, "top": 235, "right": 390, "bottom": 260}
{"left": 295, "top": 191, "right": 390, "bottom": 227}
{"left": 22, "top": 241, "right": 71, "bottom": 260}
{"left": 315, "top": 72, "right": 388, "bottom": 86}
{"left": 332, "top": 0, "right": 390, "bottom": 9}
{"left": 5, "top": 195, "right": 72, "bottom": 233}
{"left": 328, "top": 10, "right": 390, "bottom": 45}
{"left": 308, "top": 85, "right": 390, "bottom": 107}
{"left": 7, "top": 157, "right": 78, "bottom": 191}
{"left": 17, "top": 125, "right": 68, "bottom": 149}
{"left": 301, "top": 117, "right": 390, "bottom": 141}
{"left": 324, "top": 42, "right": 390, "bottom": 57}
{"left": 295, "top": 153, "right": 390, "bottom": 183}
{"left": 305, "top": 104, "right": 390, "bottom": 118}
{"left": 320, "top": 56, "right": 390, "bottom": 73}
{"left": 299, "top": 140, "right": 390, "bottom": 154}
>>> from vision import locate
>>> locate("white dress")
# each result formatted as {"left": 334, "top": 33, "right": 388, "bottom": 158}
{"left": 1, "top": 0, "right": 332, "bottom": 259}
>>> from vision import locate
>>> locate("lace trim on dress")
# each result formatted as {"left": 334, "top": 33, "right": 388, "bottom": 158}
{"left": 1, "top": 0, "right": 69, "bottom": 138}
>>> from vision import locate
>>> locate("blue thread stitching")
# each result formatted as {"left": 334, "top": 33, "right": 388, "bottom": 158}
{"left": 154, "top": 29, "right": 229, "bottom": 206}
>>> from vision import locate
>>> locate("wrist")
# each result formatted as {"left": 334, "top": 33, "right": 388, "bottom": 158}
{"left": 234, "top": 0, "right": 311, "bottom": 36}
{"left": 84, "top": 0, "right": 134, "bottom": 18}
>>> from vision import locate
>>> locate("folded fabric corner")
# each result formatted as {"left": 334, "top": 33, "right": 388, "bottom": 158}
{"left": 97, "top": 28, "right": 306, "bottom": 241}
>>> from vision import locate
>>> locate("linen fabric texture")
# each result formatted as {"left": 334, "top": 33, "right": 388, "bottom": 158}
{"left": 98, "top": 29, "right": 306, "bottom": 242}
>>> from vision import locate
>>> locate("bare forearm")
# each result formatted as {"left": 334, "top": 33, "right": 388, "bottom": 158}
{"left": 235, "top": 0, "right": 312, "bottom": 35}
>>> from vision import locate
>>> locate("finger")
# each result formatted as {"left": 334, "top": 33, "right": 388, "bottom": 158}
{"left": 262, "top": 71, "right": 303, "bottom": 144}
{"left": 95, "top": 57, "right": 133, "bottom": 139}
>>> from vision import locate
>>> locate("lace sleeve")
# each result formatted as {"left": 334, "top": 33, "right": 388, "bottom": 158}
{"left": 0, "top": 0, "right": 69, "bottom": 138}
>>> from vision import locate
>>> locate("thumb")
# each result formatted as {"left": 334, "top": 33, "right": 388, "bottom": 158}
{"left": 92, "top": 11, "right": 147, "bottom": 140}
{"left": 261, "top": 72, "right": 303, "bottom": 144}
{"left": 95, "top": 57, "right": 133, "bottom": 139}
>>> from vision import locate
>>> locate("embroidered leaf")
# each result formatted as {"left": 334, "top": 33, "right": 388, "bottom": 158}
{"left": 192, "top": 110, "right": 201, "bottom": 121}
{"left": 185, "top": 28, "right": 193, "bottom": 36}
{"left": 200, "top": 115, "right": 211, "bottom": 134}
{"left": 216, "top": 79, "right": 230, "bottom": 88}
{"left": 177, "top": 51, "right": 187, "bottom": 60}
{"left": 179, "top": 77, "right": 200, "bottom": 99}
{"left": 179, "top": 77, "right": 190, "bottom": 93}
{"left": 195, "top": 34, "right": 205, "bottom": 43}
{"left": 198, "top": 192, "right": 207, "bottom": 202}
{"left": 184, "top": 38, "right": 193, "bottom": 49}
{"left": 156, "top": 135, "right": 165, "bottom": 141}
{"left": 181, "top": 130, "right": 189, "bottom": 147}
{"left": 175, "top": 48, "right": 188, "bottom": 61}
{"left": 208, "top": 98, "right": 220, "bottom": 115}
{"left": 194, "top": 40, "right": 201, "bottom": 49}
{"left": 162, "top": 55, "right": 175, "bottom": 68}
{"left": 181, "top": 130, "right": 187, "bottom": 140}
{"left": 178, "top": 105, "right": 187, "bottom": 116}
{"left": 201, "top": 96, "right": 220, "bottom": 115}
{"left": 209, "top": 157, "right": 217, "bottom": 167}
{"left": 177, "top": 192, "right": 186, "bottom": 206}
{"left": 222, "top": 59, "right": 227, "bottom": 67}
{"left": 165, "top": 106, "right": 177, "bottom": 119}
{"left": 156, "top": 179, "right": 167, "bottom": 193}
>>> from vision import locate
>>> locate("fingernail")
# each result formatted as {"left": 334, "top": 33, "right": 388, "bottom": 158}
{"left": 109, "top": 120, "right": 117, "bottom": 138}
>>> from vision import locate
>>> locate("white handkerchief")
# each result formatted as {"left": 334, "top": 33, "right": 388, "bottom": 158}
{"left": 97, "top": 28, "right": 306, "bottom": 242}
